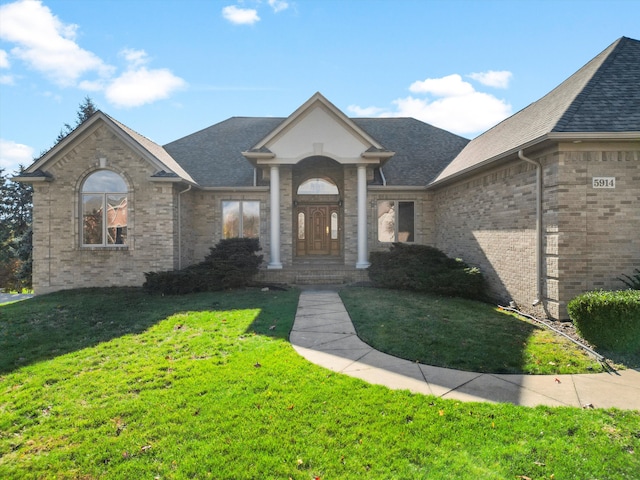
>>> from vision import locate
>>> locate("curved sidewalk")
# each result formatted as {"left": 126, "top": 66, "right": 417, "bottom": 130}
{"left": 290, "top": 290, "right": 640, "bottom": 410}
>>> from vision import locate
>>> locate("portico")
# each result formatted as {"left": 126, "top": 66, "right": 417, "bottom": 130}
{"left": 242, "top": 92, "right": 394, "bottom": 272}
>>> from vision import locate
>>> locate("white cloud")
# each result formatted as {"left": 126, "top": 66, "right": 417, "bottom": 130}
{"left": 410, "top": 74, "right": 474, "bottom": 96}
{"left": 268, "top": 0, "right": 289, "bottom": 13}
{"left": 346, "top": 105, "right": 386, "bottom": 117}
{"left": 0, "top": 2, "right": 186, "bottom": 108}
{"left": 103, "top": 48, "right": 186, "bottom": 108}
{"left": 120, "top": 48, "right": 149, "bottom": 68}
{"left": 348, "top": 73, "right": 512, "bottom": 137}
{"left": 0, "top": 49, "right": 9, "bottom": 68}
{"left": 0, "top": 0, "right": 110, "bottom": 86}
{"left": 0, "top": 139, "right": 35, "bottom": 174}
{"left": 468, "top": 70, "right": 512, "bottom": 88}
{"left": 105, "top": 67, "right": 186, "bottom": 108}
{"left": 222, "top": 5, "right": 260, "bottom": 25}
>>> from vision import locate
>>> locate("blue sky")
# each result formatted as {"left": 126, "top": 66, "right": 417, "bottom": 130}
{"left": 1, "top": 0, "right": 639, "bottom": 175}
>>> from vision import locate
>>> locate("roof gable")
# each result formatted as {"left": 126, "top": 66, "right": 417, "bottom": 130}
{"left": 23, "top": 111, "right": 195, "bottom": 184}
{"left": 432, "top": 36, "right": 640, "bottom": 186}
{"left": 245, "top": 92, "right": 392, "bottom": 164}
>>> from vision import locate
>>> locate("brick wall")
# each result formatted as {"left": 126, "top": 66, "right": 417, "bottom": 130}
{"left": 552, "top": 143, "right": 640, "bottom": 318}
{"left": 432, "top": 160, "right": 540, "bottom": 313}
{"left": 431, "top": 142, "right": 640, "bottom": 320}
{"left": 31, "top": 123, "right": 177, "bottom": 294}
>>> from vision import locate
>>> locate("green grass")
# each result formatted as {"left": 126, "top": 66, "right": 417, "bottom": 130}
{"left": 340, "top": 287, "right": 605, "bottom": 374}
{"left": 1, "top": 288, "right": 639, "bottom": 479}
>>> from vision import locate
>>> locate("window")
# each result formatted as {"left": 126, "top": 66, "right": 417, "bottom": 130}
{"left": 377, "top": 200, "right": 414, "bottom": 243}
{"left": 297, "top": 178, "right": 339, "bottom": 195}
{"left": 298, "top": 212, "right": 305, "bottom": 240}
{"left": 223, "top": 201, "right": 260, "bottom": 239}
{"left": 330, "top": 211, "right": 338, "bottom": 240}
{"left": 82, "top": 170, "right": 128, "bottom": 246}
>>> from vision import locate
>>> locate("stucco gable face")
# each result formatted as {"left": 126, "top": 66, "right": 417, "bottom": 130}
{"left": 266, "top": 104, "right": 371, "bottom": 163}
{"left": 245, "top": 93, "right": 392, "bottom": 166}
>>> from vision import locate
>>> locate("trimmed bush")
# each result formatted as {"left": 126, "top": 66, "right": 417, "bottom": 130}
{"left": 144, "top": 238, "right": 263, "bottom": 295}
{"left": 567, "top": 289, "right": 640, "bottom": 353}
{"left": 368, "top": 243, "right": 486, "bottom": 300}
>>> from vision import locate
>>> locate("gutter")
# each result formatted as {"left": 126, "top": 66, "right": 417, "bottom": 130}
{"left": 518, "top": 150, "right": 543, "bottom": 306}
{"left": 427, "top": 130, "right": 640, "bottom": 190}
{"left": 177, "top": 184, "right": 192, "bottom": 270}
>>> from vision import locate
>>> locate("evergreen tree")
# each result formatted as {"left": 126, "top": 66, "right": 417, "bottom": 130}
{"left": 55, "top": 96, "right": 98, "bottom": 143}
{"left": 0, "top": 166, "right": 33, "bottom": 290}
{"left": 1, "top": 97, "right": 97, "bottom": 290}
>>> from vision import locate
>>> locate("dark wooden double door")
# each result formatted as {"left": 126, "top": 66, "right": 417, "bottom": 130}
{"left": 295, "top": 205, "right": 340, "bottom": 256}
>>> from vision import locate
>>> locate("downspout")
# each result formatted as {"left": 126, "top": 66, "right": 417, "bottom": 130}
{"left": 177, "top": 185, "right": 192, "bottom": 270}
{"left": 379, "top": 166, "right": 387, "bottom": 186}
{"left": 518, "top": 150, "right": 542, "bottom": 306}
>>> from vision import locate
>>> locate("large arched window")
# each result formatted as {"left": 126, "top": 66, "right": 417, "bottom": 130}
{"left": 81, "top": 170, "right": 128, "bottom": 246}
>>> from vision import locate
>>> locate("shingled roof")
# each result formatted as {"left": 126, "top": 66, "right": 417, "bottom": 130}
{"left": 163, "top": 117, "right": 285, "bottom": 187}
{"left": 163, "top": 116, "right": 469, "bottom": 188}
{"left": 352, "top": 118, "right": 468, "bottom": 186}
{"left": 431, "top": 36, "right": 640, "bottom": 186}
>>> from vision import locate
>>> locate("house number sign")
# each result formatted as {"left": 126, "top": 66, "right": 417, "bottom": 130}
{"left": 592, "top": 177, "right": 616, "bottom": 188}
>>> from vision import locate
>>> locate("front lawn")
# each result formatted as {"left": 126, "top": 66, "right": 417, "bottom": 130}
{"left": 1, "top": 288, "right": 639, "bottom": 479}
{"left": 340, "top": 287, "right": 605, "bottom": 374}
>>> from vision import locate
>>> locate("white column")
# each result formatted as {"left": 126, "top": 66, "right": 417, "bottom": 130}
{"left": 268, "top": 165, "right": 282, "bottom": 269}
{"left": 356, "top": 164, "right": 370, "bottom": 268}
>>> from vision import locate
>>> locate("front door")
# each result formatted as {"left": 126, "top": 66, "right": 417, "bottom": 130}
{"left": 296, "top": 205, "right": 340, "bottom": 256}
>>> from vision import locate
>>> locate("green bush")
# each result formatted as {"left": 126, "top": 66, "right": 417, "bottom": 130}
{"left": 368, "top": 243, "right": 486, "bottom": 300}
{"left": 144, "top": 238, "right": 263, "bottom": 295}
{"left": 567, "top": 289, "right": 640, "bottom": 353}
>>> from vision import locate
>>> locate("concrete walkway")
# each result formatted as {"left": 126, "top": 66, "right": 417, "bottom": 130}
{"left": 290, "top": 290, "right": 640, "bottom": 410}
{"left": 0, "top": 293, "right": 33, "bottom": 304}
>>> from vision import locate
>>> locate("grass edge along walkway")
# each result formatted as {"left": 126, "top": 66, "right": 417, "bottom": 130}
{"left": 339, "top": 286, "right": 609, "bottom": 375}
{"left": 293, "top": 289, "right": 640, "bottom": 410}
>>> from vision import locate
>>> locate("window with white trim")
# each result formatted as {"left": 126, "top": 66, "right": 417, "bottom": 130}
{"left": 81, "top": 170, "right": 128, "bottom": 246}
{"left": 377, "top": 200, "right": 414, "bottom": 243}
{"left": 223, "top": 201, "right": 260, "bottom": 238}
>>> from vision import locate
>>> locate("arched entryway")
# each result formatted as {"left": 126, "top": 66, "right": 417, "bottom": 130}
{"left": 293, "top": 157, "right": 343, "bottom": 259}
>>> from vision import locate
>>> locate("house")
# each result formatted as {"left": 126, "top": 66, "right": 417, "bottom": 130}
{"left": 16, "top": 37, "right": 640, "bottom": 320}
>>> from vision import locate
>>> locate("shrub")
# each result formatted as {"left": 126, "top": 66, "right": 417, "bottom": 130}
{"left": 368, "top": 243, "right": 486, "bottom": 300}
{"left": 144, "top": 238, "right": 263, "bottom": 295}
{"left": 567, "top": 289, "right": 640, "bottom": 353}
{"left": 619, "top": 268, "right": 640, "bottom": 290}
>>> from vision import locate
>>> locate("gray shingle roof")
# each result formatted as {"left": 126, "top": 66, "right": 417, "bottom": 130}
{"left": 163, "top": 116, "right": 468, "bottom": 188}
{"left": 432, "top": 36, "right": 640, "bottom": 185}
{"left": 104, "top": 114, "right": 196, "bottom": 183}
{"left": 352, "top": 118, "right": 469, "bottom": 186}
{"left": 163, "top": 117, "right": 285, "bottom": 187}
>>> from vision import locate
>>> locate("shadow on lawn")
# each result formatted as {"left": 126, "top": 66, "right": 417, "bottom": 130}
{"left": 0, "top": 287, "right": 296, "bottom": 375}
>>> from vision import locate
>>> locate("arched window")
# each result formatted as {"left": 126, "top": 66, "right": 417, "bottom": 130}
{"left": 81, "top": 170, "right": 128, "bottom": 246}
{"left": 297, "top": 178, "right": 338, "bottom": 195}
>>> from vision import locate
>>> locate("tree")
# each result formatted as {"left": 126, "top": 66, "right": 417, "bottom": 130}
{"left": 55, "top": 96, "right": 98, "bottom": 143}
{"left": 1, "top": 97, "right": 98, "bottom": 291}
{"left": 0, "top": 166, "right": 33, "bottom": 291}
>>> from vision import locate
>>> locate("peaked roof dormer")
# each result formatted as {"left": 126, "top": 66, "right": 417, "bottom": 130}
{"left": 243, "top": 92, "right": 394, "bottom": 165}
{"left": 18, "top": 111, "right": 196, "bottom": 184}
